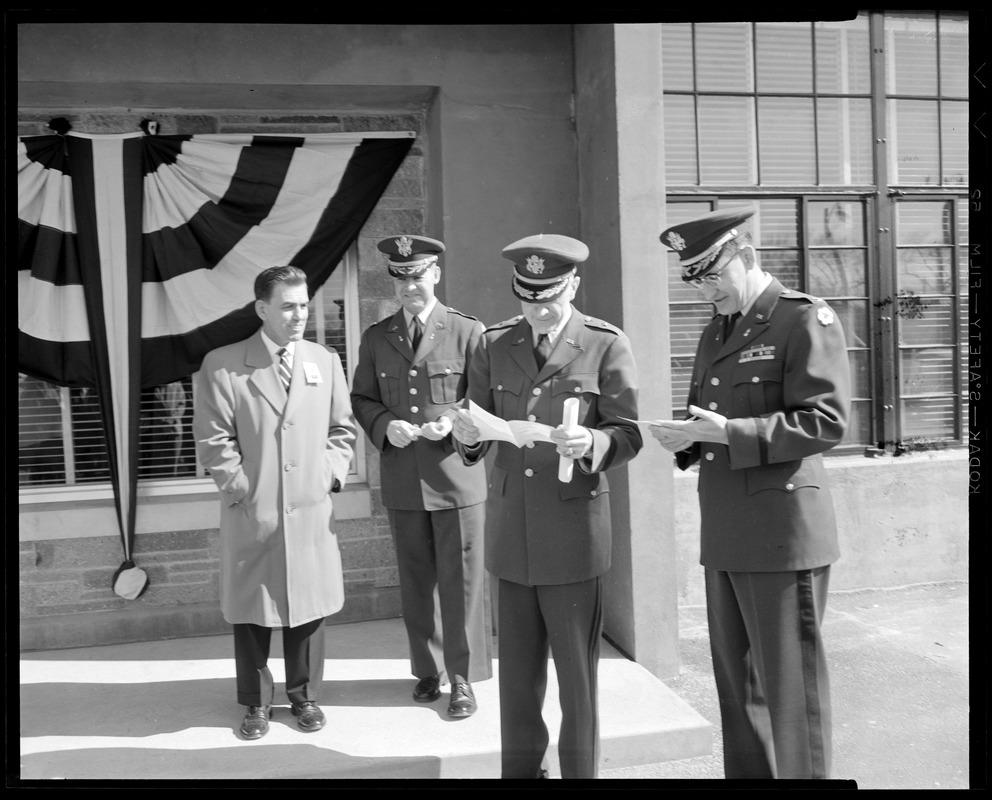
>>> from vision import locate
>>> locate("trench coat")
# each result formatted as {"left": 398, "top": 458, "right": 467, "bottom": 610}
{"left": 459, "top": 308, "right": 643, "bottom": 585}
{"left": 350, "top": 302, "right": 488, "bottom": 510}
{"left": 194, "top": 332, "right": 356, "bottom": 628}
{"left": 677, "top": 278, "right": 851, "bottom": 571}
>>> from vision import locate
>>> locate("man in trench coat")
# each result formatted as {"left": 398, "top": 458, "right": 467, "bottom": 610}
{"left": 351, "top": 234, "right": 491, "bottom": 718}
{"left": 451, "top": 234, "right": 643, "bottom": 779}
{"left": 194, "top": 265, "right": 356, "bottom": 740}
{"left": 652, "top": 207, "right": 851, "bottom": 779}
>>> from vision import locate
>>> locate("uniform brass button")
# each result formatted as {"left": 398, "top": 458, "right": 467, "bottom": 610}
{"left": 380, "top": 372, "right": 386, "bottom": 378}
{"left": 752, "top": 376, "right": 760, "bottom": 383}
{"left": 708, "top": 401, "right": 718, "bottom": 410}
{"left": 445, "top": 367, "right": 452, "bottom": 374}
{"left": 286, "top": 506, "right": 294, "bottom": 514}
{"left": 711, "top": 377, "right": 720, "bottom": 386}
{"left": 527, "top": 414, "right": 537, "bottom": 422}
{"left": 497, "top": 384, "right": 503, "bottom": 391}
{"left": 705, "top": 452, "right": 715, "bottom": 461}
{"left": 524, "top": 468, "right": 534, "bottom": 477}
{"left": 573, "top": 386, "right": 581, "bottom": 393}
{"left": 526, "top": 442, "right": 535, "bottom": 448}
{"left": 411, "top": 406, "right": 419, "bottom": 413}
{"left": 409, "top": 388, "right": 417, "bottom": 394}
{"left": 284, "top": 463, "right": 293, "bottom": 471}
{"left": 532, "top": 387, "right": 542, "bottom": 395}
{"left": 590, "top": 490, "right": 596, "bottom": 496}
{"left": 409, "top": 369, "right": 417, "bottom": 376}
{"left": 786, "top": 482, "right": 795, "bottom": 491}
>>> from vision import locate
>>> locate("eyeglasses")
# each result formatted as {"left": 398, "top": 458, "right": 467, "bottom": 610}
{"left": 686, "top": 264, "right": 728, "bottom": 289}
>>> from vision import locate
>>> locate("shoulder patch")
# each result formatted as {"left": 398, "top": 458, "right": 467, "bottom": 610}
{"left": 486, "top": 315, "right": 523, "bottom": 332}
{"left": 581, "top": 315, "right": 622, "bottom": 336}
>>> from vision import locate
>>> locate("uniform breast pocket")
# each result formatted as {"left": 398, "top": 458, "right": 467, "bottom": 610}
{"left": 428, "top": 358, "right": 465, "bottom": 404}
{"left": 732, "top": 361, "right": 784, "bottom": 415}
{"left": 376, "top": 369, "right": 400, "bottom": 408}
{"left": 552, "top": 372, "right": 601, "bottom": 419}
{"left": 491, "top": 371, "right": 524, "bottom": 418}
{"left": 745, "top": 459, "right": 823, "bottom": 496}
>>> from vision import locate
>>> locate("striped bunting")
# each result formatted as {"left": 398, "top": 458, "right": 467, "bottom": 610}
{"left": 17, "top": 130, "right": 414, "bottom": 595}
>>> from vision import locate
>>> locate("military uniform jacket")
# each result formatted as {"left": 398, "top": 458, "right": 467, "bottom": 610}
{"left": 460, "top": 308, "right": 643, "bottom": 586}
{"left": 676, "top": 278, "right": 851, "bottom": 572}
{"left": 194, "top": 334, "right": 357, "bottom": 628}
{"left": 351, "top": 302, "right": 488, "bottom": 511}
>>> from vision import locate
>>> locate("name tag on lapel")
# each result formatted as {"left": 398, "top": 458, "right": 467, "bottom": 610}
{"left": 738, "top": 345, "right": 776, "bottom": 363}
{"left": 302, "top": 362, "right": 323, "bottom": 384}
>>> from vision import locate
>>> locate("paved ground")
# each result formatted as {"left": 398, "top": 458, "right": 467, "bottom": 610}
{"left": 13, "top": 581, "right": 974, "bottom": 788}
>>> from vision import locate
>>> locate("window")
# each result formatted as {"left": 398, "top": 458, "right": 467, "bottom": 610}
{"left": 18, "top": 246, "right": 363, "bottom": 498}
{"left": 661, "top": 11, "right": 968, "bottom": 452}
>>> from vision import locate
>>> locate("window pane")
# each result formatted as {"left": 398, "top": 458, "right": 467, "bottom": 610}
{"left": 305, "top": 269, "right": 349, "bottom": 375}
{"left": 829, "top": 300, "right": 870, "bottom": 350}
{"left": 888, "top": 99, "right": 940, "bottom": 184}
{"left": 817, "top": 97, "right": 874, "bottom": 185}
{"left": 900, "top": 347, "right": 956, "bottom": 396}
{"left": 752, "top": 197, "right": 798, "bottom": 247}
{"left": 68, "top": 387, "right": 111, "bottom": 484}
{"left": 847, "top": 347, "right": 872, "bottom": 398}
{"left": 898, "top": 297, "right": 955, "bottom": 346}
{"left": 755, "top": 22, "right": 812, "bottom": 93}
{"left": 807, "top": 200, "right": 865, "bottom": 246}
{"left": 139, "top": 380, "right": 196, "bottom": 479}
{"left": 815, "top": 14, "right": 871, "bottom": 94}
{"left": 670, "top": 355, "right": 696, "bottom": 413}
{"left": 942, "top": 100, "right": 968, "bottom": 185}
{"left": 664, "top": 94, "right": 698, "bottom": 185}
{"left": 810, "top": 251, "right": 867, "bottom": 297}
{"left": 758, "top": 249, "right": 801, "bottom": 290}
{"left": 696, "top": 23, "right": 753, "bottom": 92}
{"left": 844, "top": 398, "right": 873, "bottom": 445}
{"left": 901, "top": 396, "right": 956, "bottom": 439}
{"left": 662, "top": 22, "right": 694, "bottom": 91}
{"left": 758, "top": 97, "right": 815, "bottom": 184}
{"left": 897, "top": 248, "right": 953, "bottom": 294}
{"left": 19, "top": 375, "right": 67, "bottom": 485}
{"left": 670, "top": 304, "right": 712, "bottom": 356}
{"left": 698, "top": 96, "right": 757, "bottom": 184}
{"left": 939, "top": 13, "right": 969, "bottom": 97}
{"left": 885, "top": 12, "right": 938, "bottom": 97}
{"left": 896, "top": 201, "right": 951, "bottom": 245}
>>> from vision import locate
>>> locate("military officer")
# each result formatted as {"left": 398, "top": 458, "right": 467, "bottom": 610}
{"left": 351, "top": 234, "right": 491, "bottom": 718}
{"left": 451, "top": 234, "right": 642, "bottom": 779}
{"left": 652, "top": 207, "right": 851, "bottom": 780}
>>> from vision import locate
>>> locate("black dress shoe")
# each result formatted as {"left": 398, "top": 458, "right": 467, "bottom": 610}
{"left": 447, "top": 681, "right": 477, "bottom": 718}
{"left": 240, "top": 705, "right": 271, "bottom": 739}
{"left": 291, "top": 700, "right": 326, "bottom": 732}
{"left": 413, "top": 674, "right": 442, "bottom": 703}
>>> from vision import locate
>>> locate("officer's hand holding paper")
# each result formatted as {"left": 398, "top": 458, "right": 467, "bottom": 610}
{"left": 455, "top": 400, "right": 556, "bottom": 447}
{"left": 646, "top": 404, "right": 729, "bottom": 450}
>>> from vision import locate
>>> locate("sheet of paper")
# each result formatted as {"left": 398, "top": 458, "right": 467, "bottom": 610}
{"left": 466, "top": 400, "right": 555, "bottom": 447}
{"left": 618, "top": 415, "right": 667, "bottom": 427}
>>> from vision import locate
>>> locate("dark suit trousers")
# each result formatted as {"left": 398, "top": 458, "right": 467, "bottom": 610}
{"left": 705, "top": 566, "right": 832, "bottom": 779}
{"left": 388, "top": 504, "right": 492, "bottom": 683}
{"left": 233, "top": 617, "right": 325, "bottom": 707}
{"left": 497, "top": 576, "right": 602, "bottom": 780}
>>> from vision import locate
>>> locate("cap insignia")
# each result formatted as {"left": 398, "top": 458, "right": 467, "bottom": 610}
{"left": 525, "top": 255, "right": 546, "bottom": 274}
{"left": 397, "top": 236, "right": 413, "bottom": 257}
{"left": 666, "top": 231, "right": 686, "bottom": 251}
{"left": 817, "top": 306, "right": 835, "bottom": 327}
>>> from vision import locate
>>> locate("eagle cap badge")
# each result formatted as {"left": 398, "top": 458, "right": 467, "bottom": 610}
{"left": 666, "top": 231, "right": 686, "bottom": 251}
{"left": 397, "top": 236, "right": 413, "bottom": 257}
{"left": 525, "top": 255, "right": 546, "bottom": 274}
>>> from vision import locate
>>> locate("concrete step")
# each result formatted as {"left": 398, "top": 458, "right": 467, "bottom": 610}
{"left": 19, "top": 617, "right": 711, "bottom": 780}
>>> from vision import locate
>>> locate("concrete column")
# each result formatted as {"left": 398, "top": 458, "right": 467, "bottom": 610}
{"left": 574, "top": 23, "right": 679, "bottom": 678}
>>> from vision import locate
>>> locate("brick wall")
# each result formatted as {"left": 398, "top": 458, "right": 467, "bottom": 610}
{"left": 18, "top": 107, "right": 428, "bottom": 650}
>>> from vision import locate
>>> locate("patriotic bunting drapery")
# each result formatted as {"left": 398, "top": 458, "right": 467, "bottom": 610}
{"left": 18, "top": 130, "right": 414, "bottom": 598}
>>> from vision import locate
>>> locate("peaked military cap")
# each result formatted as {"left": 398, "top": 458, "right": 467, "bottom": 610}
{"left": 502, "top": 233, "right": 589, "bottom": 303}
{"left": 660, "top": 207, "right": 756, "bottom": 282}
{"left": 377, "top": 235, "right": 445, "bottom": 278}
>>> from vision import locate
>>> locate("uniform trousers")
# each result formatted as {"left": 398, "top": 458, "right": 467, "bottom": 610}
{"left": 387, "top": 504, "right": 491, "bottom": 683}
{"left": 497, "top": 576, "right": 602, "bottom": 779}
{"left": 233, "top": 617, "right": 325, "bottom": 707}
{"left": 705, "top": 566, "right": 832, "bottom": 779}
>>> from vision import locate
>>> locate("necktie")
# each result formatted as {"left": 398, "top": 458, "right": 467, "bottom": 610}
{"left": 410, "top": 317, "right": 423, "bottom": 351}
{"left": 725, "top": 312, "right": 742, "bottom": 337}
{"left": 534, "top": 333, "right": 553, "bottom": 369}
{"left": 277, "top": 347, "right": 292, "bottom": 393}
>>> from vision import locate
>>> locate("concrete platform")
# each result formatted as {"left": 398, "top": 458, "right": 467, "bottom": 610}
{"left": 18, "top": 617, "right": 711, "bottom": 781}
